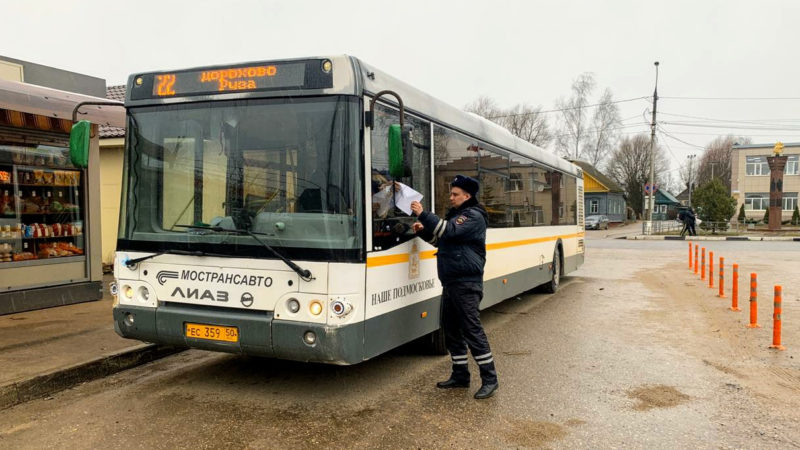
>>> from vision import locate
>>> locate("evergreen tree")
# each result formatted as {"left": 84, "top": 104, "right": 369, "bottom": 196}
{"left": 693, "top": 179, "right": 736, "bottom": 233}
{"left": 792, "top": 205, "right": 800, "bottom": 226}
{"left": 738, "top": 203, "right": 746, "bottom": 223}
{"left": 762, "top": 208, "right": 769, "bottom": 225}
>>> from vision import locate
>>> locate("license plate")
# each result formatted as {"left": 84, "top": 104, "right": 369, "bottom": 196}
{"left": 185, "top": 323, "right": 239, "bottom": 343}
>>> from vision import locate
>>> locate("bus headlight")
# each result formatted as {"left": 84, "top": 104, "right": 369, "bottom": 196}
{"left": 138, "top": 286, "right": 150, "bottom": 302}
{"left": 309, "top": 300, "right": 323, "bottom": 316}
{"left": 123, "top": 285, "right": 134, "bottom": 299}
{"left": 286, "top": 298, "right": 301, "bottom": 314}
{"left": 303, "top": 331, "right": 317, "bottom": 345}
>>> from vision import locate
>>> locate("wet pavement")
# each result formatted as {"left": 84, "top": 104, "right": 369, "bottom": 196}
{"left": 0, "top": 239, "right": 798, "bottom": 449}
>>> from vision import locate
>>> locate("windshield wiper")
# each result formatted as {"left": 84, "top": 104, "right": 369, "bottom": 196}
{"left": 174, "top": 224, "right": 314, "bottom": 281}
{"left": 123, "top": 249, "right": 233, "bottom": 268}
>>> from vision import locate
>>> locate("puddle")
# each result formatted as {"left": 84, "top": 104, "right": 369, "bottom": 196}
{"left": 627, "top": 384, "right": 690, "bottom": 411}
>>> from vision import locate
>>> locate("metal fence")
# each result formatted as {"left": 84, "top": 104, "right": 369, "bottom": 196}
{"left": 642, "top": 220, "right": 749, "bottom": 235}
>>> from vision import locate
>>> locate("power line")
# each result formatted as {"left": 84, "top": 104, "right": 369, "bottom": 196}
{"left": 650, "top": 129, "right": 800, "bottom": 138}
{"left": 487, "top": 96, "right": 649, "bottom": 119}
{"left": 659, "top": 111, "right": 800, "bottom": 124}
{"left": 660, "top": 121, "right": 800, "bottom": 132}
{"left": 657, "top": 125, "right": 706, "bottom": 149}
{"left": 661, "top": 96, "right": 800, "bottom": 100}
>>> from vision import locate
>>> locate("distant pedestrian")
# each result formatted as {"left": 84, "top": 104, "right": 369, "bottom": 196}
{"left": 678, "top": 208, "right": 689, "bottom": 237}
{"left": 687, "top": 207, "right": 697, "bottom": 236}
{"left": 410, "top": 174, "right": 498, "bottom": 400}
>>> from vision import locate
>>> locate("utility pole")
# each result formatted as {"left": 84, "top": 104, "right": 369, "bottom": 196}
{"left": 646, "top": 61, "right": 660, "bottom": 222}
{"left": 687, "top": 154, "right": 696, "bottom": 206}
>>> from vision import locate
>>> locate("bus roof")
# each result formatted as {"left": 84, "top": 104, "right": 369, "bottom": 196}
{"left": 352, "top": 56, "right": 581, "bottom": 178}
{"left": 124, "top": 55, "right": 580, "bottom": 177}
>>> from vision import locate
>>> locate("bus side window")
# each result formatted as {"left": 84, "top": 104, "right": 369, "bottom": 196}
{"left": 433, "top": 125, "right": 479, "bottom": 218}
{"left": 370, "top": 103, "right": 431, "bottom": 251}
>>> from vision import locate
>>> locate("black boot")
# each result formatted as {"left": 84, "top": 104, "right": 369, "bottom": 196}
{"left": 436, "top": 377, "right": 470, "bottom": 389}
{"left": 473, "top": 382, "right": 498, "bottom": 399}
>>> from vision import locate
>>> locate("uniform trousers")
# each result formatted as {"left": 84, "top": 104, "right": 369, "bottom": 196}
{"left": 441, "top": 281, "right": 498, "bottom": 385}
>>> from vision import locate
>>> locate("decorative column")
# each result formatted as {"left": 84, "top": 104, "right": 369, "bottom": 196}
{"left": 766, "top": 142, "right": 788, "bottom": 231}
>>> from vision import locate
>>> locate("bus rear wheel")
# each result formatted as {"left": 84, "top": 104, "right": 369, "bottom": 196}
{"left": 542, "top": 247, "right": 561, "bottom": 294}
{"left": 422, "top": 328, "right": 448, "bottom": 355}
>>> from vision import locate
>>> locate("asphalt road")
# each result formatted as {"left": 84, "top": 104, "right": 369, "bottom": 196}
{"left": 0, "top": 238, "right": 798, "bottom": 449}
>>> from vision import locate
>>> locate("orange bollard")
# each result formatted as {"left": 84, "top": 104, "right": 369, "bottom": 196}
{"left": 769, "top": 286, "right": 786, "bottom": 350}
{"left": 694, "top": 245, "right": 699, "bottom": 274}
{"left": 709, "top": 251, "right": 714, "bottom": 288}
{"left": 730, "top": 264, "right": 740, "bottom": 311}
{"left": 747, "top": 273, "right": 760, "bottom": 328}
{"left": 688, "top": 242, "right": 692, "bottom": 269}
{"left": 701, "top": 248, "right": 706, "bottom": 280}
{"left": 718, "top": 257, "right": 725, "bottom": 298}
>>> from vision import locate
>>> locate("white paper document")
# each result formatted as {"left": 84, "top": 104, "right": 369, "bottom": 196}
{"left": 371, "top": 182, "right": 424, "bottom": 216}
{"left": 393, "top": 182, "right": 424, "bottom": 215}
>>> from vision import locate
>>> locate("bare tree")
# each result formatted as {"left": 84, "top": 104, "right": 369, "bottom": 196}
{"left": 554, "top": 73, "right": 595, "bottom": 161}
{"left": 464, "top": 97, "right": 552, "bottom": 147}
{"left": 501, "top": 103, "right": 553, "bottom": 147}
{"left": 679, "top": 155, "right": 697, "bottom": 195}
{"left": 695, "top": 135, "right": 751, "bottom": 192}
{"left": 607, "top": 133, "right": 671, "bottom": 219}
{"left": 583, "top": 88, "right": 621, "bottom": 169}
{"left": 464, "top": 95, "right": 503, "bottom": 124}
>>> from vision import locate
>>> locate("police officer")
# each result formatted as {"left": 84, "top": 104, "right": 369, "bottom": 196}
{"left": 410, "top": 174, "right": 498, "bottom": 399}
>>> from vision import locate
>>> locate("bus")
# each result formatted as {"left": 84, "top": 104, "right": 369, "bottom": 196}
{"left": 107, "top": 56, "right": 585, "bottom": 364}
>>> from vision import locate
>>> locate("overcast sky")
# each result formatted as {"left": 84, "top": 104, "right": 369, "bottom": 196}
{"left": 4, "top": 0, "right": 799, "bottom": 175}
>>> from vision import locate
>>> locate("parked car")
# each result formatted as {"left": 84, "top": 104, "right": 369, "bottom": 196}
{"left": 585, "top": 215, "right": 609, "bottom": 230}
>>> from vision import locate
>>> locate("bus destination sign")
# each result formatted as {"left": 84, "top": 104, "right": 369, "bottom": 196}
{"left": 152, "top": 62, "right": 306, "bottom": 97}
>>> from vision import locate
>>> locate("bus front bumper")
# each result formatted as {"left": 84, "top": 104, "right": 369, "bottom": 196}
{"left": 113, "top": 304, "right": 364, "bottom": 365}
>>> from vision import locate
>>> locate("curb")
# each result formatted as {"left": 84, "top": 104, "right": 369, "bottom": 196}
{"left": 0, "top": 344, "right": 183, "bottom": 411}
{"left": 625, "top": 235, "right": 800, "bottom": 241}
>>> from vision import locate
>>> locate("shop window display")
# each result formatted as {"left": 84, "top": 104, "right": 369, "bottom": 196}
{"left": 0, "top": 145, "right": 84, "bottom": 264}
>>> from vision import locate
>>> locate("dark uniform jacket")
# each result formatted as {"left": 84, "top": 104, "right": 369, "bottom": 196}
{"left": 417, "top": 198, "right": 488, "bottom": 286}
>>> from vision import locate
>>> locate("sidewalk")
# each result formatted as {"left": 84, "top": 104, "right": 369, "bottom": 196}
{"left": 626, "top": 235, "right": 800, "bottom": 241}
{"left": 0, "top": 275, "right": 179, "bottom": 410}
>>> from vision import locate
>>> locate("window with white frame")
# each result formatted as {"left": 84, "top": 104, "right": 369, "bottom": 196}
{"left": 746, "top": 156, "right": 770, "bottom": 176}
{"left": 507, "top": 172, "right": 523, "bottom": 191}
{"left": 745, "top": 192, "right": 769, "bottom": 210}
{"left": 783, "top": 192, "right": 798, "bottom": 211}
{"left": 589, "top": 199, "right": 599, "bottom": 213}
{"left": 533, "top": 206, "right": 544, "bottom": 224}
{"left": 786, "top": 155, "right": 799, "bottom": 175}
{"left": 660, "top": 204, "right": 667, "bottom": 213}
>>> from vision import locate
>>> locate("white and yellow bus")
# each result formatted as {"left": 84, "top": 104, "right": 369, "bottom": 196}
{"left": 109, "top": 56, "right": 585, "bottom": 363}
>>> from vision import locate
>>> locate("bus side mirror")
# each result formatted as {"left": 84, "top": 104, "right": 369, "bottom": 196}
{"left": 69, "top": 120, "right": 91, "bottom": 168}
{"left": 388, "top": 124, "right": 414, "bottom": 178}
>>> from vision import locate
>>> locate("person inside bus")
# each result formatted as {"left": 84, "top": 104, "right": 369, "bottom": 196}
{"left": 410, "top": 175, "right": 499, "bottom": 400}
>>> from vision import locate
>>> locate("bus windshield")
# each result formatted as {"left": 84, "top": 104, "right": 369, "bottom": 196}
{"left": 118, "top": 96, "right": 363, "bottom": 261}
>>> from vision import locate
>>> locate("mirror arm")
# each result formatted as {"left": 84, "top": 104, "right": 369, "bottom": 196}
{"left": 71, "top": 101, "right": 124, "bottom": 122}
{"left": 367, "top": 90, "right": 404, "bottom": 129}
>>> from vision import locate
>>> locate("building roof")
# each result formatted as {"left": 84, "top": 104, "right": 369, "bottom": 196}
{"left": 0, "top": 78, "right": 124, "bottom": 127}
{"left": 99, "top": 84, "right": 126, "bottom": 138}
{"left": 568, "top": 160, "right": 624, "bottom": 193}
{"left": 732, "top": 142, "right": 800, "bottom": 149}
{"left": 676, "top": 188, "right": 690, "bottom": 201}
{"left": 656, "top": 188, "right": 680, "bottom": 205}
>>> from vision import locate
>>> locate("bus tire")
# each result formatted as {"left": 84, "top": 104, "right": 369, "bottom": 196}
{"left": 542, "top": 246, "right": 561, "bottom": 294}
{"left": 424, "top": 328, "right": 448, "bottom": 355}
